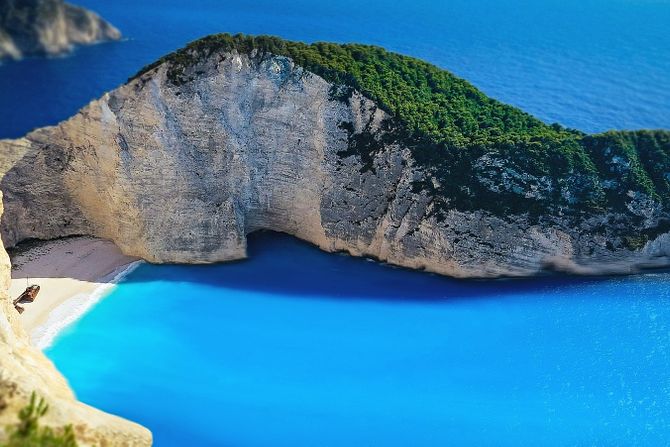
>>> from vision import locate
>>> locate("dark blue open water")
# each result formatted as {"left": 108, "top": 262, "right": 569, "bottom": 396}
{"left": 2, "top": 0, "right": 670, "bottom": 445}
{"left": 0, "top": 0, "right": 669, "bottom": 138}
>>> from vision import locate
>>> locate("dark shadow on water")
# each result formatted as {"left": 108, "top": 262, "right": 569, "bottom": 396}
{"left": 117, "top": 231, "right": 644, "bottom": 302}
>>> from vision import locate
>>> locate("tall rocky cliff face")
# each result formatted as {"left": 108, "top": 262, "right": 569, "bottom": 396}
{"left": 1, "top": 48, "right": 670, "bottom": 278}
{"left": 0, "top": 192, "right": 151, "bottom": 445}
{"left": 0, "top": 0, "right": 120, "bottom": 61}
{"left": 0, "top": 37, "right": 669, "bottom": 445}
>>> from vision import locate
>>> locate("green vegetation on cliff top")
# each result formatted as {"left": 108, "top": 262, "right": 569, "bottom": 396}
{"left": 134, "top": 34, "right": 670, "bottom": 219}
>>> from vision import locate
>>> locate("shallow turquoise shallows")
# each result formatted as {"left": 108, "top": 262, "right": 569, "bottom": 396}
{"left": 46, "top": 232, "right": 670, "bottom": 446}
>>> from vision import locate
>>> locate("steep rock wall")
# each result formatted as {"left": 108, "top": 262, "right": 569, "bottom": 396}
{"left": 1, "top": 50, "right": 670, "bottom": 278}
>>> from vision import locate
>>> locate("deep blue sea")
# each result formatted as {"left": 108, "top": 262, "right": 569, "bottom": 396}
{"left": 0, "top": 0, "right": 669, "bottom": 138}
{"left": 2, "top": 0, "right": 670, "bottom": 445}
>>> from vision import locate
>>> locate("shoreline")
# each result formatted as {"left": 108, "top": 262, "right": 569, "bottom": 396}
{"left": 9, "top": 236, "right": 140, "bottom": 349}
{"left": 31, "top": 260, "right": 142, "bottom": 349}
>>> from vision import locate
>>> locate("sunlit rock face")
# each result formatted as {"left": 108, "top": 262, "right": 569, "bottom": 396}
{"left": 0, "top": 0, "right": 120, "bottom": 61}
{"left": 0, "top": 192, "right": 151, "bottom": 446}
{"left": 1, "top": 49, "right": 670, "bottom": 278}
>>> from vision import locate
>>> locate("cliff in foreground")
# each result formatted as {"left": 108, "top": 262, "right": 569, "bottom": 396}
{"left": 0, "top": 192, "right": 151, "bottom": 445}
{"left": 2, "top": 34, "right": 669, "bottom": 278}
{"left": 0, "top": 0, "right": 120, "bottom": 61}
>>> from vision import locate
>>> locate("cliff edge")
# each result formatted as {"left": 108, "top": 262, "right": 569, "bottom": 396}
{"left": 1, "top": 34, "right": 670, "bottom": 278}
{"left": 0, "top": 0, "right": 120, "bottom": 61}
{"left": 0, "top": 192, "right": 151, "bottom": 445}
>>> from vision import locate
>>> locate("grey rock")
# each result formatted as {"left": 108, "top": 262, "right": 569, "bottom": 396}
{"left": 1, "top": 50, "right": 669, "bottom": 278}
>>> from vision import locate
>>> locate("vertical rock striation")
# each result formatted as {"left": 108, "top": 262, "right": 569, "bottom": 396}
{"left": 1, "top": 47, "right": 669, "bottom": 277}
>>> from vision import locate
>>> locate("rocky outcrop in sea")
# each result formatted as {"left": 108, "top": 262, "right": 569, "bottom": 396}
{"left": 0, "top": 0, "right": 120, "bottom": 60}
{"left": 1, "top": 41, "right": 669, "bottom": 277}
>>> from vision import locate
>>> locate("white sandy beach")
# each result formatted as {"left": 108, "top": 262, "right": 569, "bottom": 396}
{"left": 9, "top": 236, "right": 140, "bottom": 348}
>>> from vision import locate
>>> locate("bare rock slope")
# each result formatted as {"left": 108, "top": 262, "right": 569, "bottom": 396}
{"left": 0, "top": 0, "right": 120, "bottom": 60}
{"left": 1, "top": 42, "right": 670, "bottom": 278}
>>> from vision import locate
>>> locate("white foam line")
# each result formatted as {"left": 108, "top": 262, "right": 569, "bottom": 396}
{"left": 32, "top": 260, "right": 144, "bottom": 350}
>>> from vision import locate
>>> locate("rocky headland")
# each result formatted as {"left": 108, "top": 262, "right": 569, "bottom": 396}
{"left": 0, "top": 0, "right": 120, "bottom": 61}
{"left": 0, "top": 33, "right": 669, "bottom": 444}
{"left": 1, "top": 34, "right": 670, "bottom": 277}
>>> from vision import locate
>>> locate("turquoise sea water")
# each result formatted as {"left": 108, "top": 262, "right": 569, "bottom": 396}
{"left": 46, "top": 233, "right": 670, "bottom": 446}
{"left": 2, "top": 0, "right": 670, "bottom": 444}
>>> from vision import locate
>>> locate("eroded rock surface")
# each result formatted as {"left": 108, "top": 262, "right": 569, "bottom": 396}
{"left": 1, "top": 49, "right": 670, "bottom": 278}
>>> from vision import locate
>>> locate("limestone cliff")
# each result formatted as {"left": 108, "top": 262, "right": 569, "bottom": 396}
{"left": 0, "top": 0, "right": 120, "bottom": 61}
{"left": 1, "top": 39, "right": 670, "bottom": 278}
{"left": 0, "top": 192, "right": 151, "bottom": 445}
